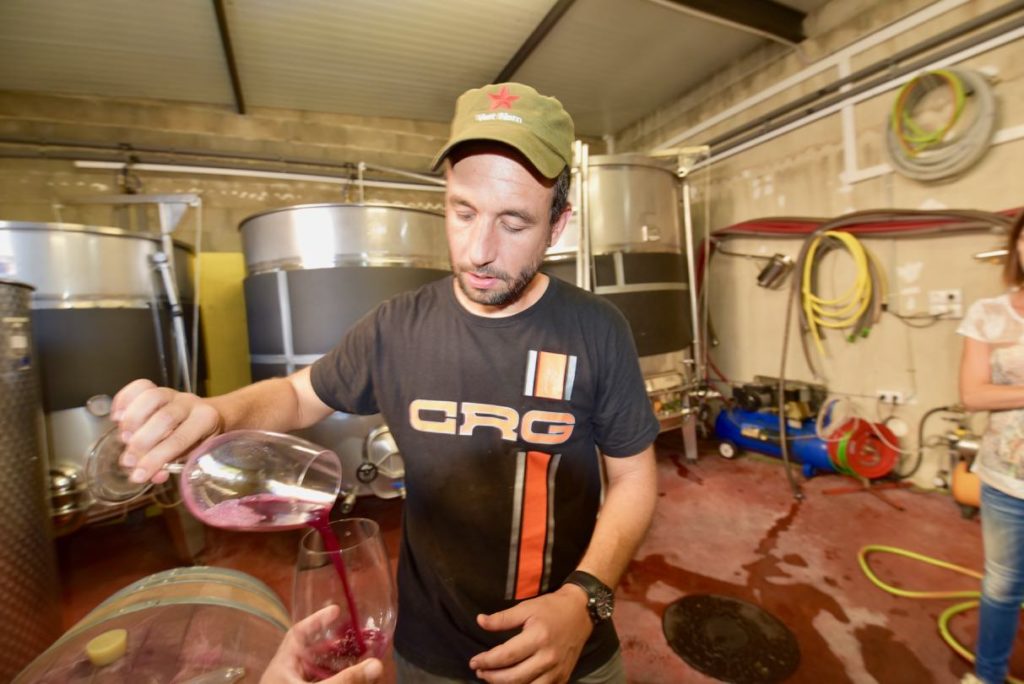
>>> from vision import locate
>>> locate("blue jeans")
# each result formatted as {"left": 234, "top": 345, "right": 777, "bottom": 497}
{"left": 976, "top": 483, "right": 1024, "bottom": 684}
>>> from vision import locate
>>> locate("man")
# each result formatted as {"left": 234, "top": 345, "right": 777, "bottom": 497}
{"left": 112, "top": 82, "right": 659, "bottom": 683}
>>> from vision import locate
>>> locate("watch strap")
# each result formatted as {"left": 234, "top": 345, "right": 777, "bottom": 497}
{"left": 564, "top": 570, "right": 614, "bottom": 624}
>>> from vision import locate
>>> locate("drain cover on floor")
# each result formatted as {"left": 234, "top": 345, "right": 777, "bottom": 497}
{"left": 663, "top": 594, "right": 800, "bottom": 683}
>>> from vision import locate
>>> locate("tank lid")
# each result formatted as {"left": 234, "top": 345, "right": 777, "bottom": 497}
{"left": 587, "top": 154, "right": 678, "bottom": 173}
{"left": 0, "top": 279, "right": 35, "bottom": 291}
{"left": 0, "top": 221, "right": 195, "bottom": 253}
{"left": 238, "top": 202, "right": 444, "bottom": 231}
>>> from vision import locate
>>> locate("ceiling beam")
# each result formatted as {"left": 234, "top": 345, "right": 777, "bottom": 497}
{"left": 494, "top": 0, "right": 577, "bottom": 83}
{"left": 655, "top": 0, "right": 806, "bottom": 45}
{"left": 213, "top": 0, "right": 247, "bottom": 114}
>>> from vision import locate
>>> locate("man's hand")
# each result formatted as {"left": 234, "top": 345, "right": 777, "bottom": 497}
{"left": 469, "top": 584, "right": 593, "bottom": 683}
{"left": 260, "top": 605, "right": 383, "bottom": 684}
{"left": 110, "top": 378, "right": 222, "bottom": 484}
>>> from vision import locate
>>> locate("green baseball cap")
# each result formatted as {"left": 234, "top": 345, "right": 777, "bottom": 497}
{"left": 431, "top": 82, "right": 575, "bottom": 179}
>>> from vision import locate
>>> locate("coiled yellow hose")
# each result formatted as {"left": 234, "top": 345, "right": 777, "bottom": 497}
{"left": 858, "top": 544, "right": 1023, "bottom": 684}
{"left": 801, "top": 231, "right": 874, "bottom": 357}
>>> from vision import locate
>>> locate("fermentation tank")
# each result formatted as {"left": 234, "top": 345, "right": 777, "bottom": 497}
{"left": 0, "top": 221, "right": 194, "bottom": 529}
{"left": 543, "top": 154, "right": 693, "bottom": 426}
{"left": 239, "top": 204, "right": 448, "bottom": 501}
{"left": 0, "top": 280, "right": 61, "bottom": 680}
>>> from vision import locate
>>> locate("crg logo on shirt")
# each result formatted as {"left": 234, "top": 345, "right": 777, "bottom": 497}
{"left": 408, "top": 400, "right": 575, "bottom": 445}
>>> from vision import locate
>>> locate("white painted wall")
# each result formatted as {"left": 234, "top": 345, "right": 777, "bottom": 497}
{"left": 617, "top": 0, "right": 1023, "bottom": 488}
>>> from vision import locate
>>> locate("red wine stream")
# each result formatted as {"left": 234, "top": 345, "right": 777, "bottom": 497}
{"left": 202, "top": 495, "right": 370, "bottom": 660}
{"left": 309, "top": 509, "right": 367, "bottom": 656}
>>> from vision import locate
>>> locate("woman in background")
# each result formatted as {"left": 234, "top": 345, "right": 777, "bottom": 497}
{"left": 959, "top": 209, "right": 1024, "bottom": 684}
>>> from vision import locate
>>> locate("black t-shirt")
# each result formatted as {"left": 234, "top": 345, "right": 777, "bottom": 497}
{"left": 311, "top": 275, "right": 659, "bottom": 679}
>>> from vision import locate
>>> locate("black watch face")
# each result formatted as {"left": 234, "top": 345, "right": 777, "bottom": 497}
{"left": 590, "top": 591, "right": 614, "bottom": 621}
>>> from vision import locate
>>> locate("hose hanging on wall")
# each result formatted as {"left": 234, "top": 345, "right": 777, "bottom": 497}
{"left": 799, "top": 230, "right": 888, "bottom": 360}
{"left": 885, "top": 67, "right": 997, "bottom": 182}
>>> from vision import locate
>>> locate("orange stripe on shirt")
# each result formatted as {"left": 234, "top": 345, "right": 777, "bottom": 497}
{"left": 533, "top": 351, "right": 567, "bottom": 400}
{"left": 514, "top": 450, "right": 552, "bottom": 600}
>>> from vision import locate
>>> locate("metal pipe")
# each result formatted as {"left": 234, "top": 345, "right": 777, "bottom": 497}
{"left": 682, "top": 179, "right": 703, "bottom": 384}
{"left": 712, "top": 10, "right": 1024, "bottom": 158}
{"left": 973, "top": 248, "right": 1007, "bottom": 261}
{"left": 60, "top": 160, "right": 447, "bottom": 193}
{"left": 572, "top": 141, "right": 584, "bottom": 289}
{"left": 679, "top": 22, "right": 1024, "bottom": 175}
{"left": 358, "top": 161, "right": 447, "bottom": 186}
{"left": 575, "top": 142, "right": 592, "bottom": 292}
{"left": 212, "top": 0, "right": 247, "bottom": 115}
{"left": 151, "top": 251, "right": 192, "bottom": 393}
{"left": 653, "top": 0, "right": 969, "bottom": 152}
{"left": 704, "top": 0, "right": 1024, "bottom": 151}
{"left": 0, "top": 139, "right": 445, "bottom": 189}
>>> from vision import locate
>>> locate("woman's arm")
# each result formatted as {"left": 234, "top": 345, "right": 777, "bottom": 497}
{"left": 959, "top": 336, "right": 1024, "bottom": 410}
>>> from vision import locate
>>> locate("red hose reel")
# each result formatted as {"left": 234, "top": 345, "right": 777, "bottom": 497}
{"left": 828, "top": 418, "right": 899, "bottom": 479}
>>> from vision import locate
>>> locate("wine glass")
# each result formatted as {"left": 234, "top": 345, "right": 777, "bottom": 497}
{"left": 292, "top": 518, "right": 396, "bottom": 680}
{"left": 84, "top": 428, "right": 343, "bottom": 531}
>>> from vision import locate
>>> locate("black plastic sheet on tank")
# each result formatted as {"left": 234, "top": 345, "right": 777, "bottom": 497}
{"left": 663, "top": 594, "right": 800, "bottom": 683}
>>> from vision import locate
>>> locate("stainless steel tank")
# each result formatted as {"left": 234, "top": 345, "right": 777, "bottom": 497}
{"left": 546, "top": 154, "right": 692, "bottom": 355}
{"left": 544, "top": 154, "right": 693, "bottom": 427}
{"left": 239, "top": 203, "right": 448, "bottom": 498}
{"left": 0, "top": 280, "right": 61, "bottom": 680}
{"left": 0, "top": 221, "right": 195, "bottom": 529}
{"left": 549, "top": 154, "right": 684, "bottom": 257}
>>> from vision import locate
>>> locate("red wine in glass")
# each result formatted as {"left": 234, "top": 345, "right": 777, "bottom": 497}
{"left": 308, "top": 508, "right": 367, "bottom": 659}
{"left": 202, "top": 495, "right": 368, "bottom": 660}
{"left": 294, "top": 515, "right": 395, "bottom": 678}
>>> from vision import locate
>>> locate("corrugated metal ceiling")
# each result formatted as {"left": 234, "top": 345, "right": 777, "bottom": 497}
{"left": 0, "top": 0, "right": 232, "bottom": 105}
{"left": 230, "top": 0, "right": 556, "bottom": 119}
{"left": 0, "top": 0, "right": 827, "bottom": 138}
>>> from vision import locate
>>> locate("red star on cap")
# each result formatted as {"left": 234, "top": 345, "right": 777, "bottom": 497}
{"left": 488, "top": 85, "right": 519, "bottom": 110}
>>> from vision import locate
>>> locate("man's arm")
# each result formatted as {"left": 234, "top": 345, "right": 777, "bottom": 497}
{"left": 112, "top": 366, "right": 334, "bottom": 484}
{"left": 573, "top": 445, "right": 659, "bottom": 588}
{"left": 471, "top": 445, "right": 658, "bottom": 684}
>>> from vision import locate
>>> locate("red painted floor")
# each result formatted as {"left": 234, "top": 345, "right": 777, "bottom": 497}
{"left": 50, "top": 434, "right": 1014, "bottom": 682}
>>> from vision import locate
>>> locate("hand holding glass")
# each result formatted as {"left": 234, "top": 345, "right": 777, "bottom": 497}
{"left": 292, "top": 518, "right": 396, "bottom": 680}
{"left": 85, "top": 428, "right": 343, "bottom": 531}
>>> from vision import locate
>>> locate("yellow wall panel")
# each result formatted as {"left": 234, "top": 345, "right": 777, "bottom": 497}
{"left": 198, "top": 253, "right": 251, "bottom": 396}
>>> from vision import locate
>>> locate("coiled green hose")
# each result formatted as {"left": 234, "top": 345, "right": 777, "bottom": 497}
{"left": 858, "top": 544, "right": 1022, "bottom": 684}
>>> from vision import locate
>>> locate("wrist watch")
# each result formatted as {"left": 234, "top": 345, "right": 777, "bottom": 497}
{"left": 564, "top": 570, "right": 614, "bottom": 624}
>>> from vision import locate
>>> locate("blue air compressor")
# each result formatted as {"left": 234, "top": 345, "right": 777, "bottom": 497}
{"left": 713, "top": 407, "right": 836, "bottom": 478}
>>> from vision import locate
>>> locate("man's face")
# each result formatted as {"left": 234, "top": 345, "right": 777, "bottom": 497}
{"left": 445, "top": 147, "right": 569, "bottom": 316}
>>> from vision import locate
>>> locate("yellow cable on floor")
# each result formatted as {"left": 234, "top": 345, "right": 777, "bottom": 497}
{"left": 858, "top": 544, "right": 1023, "bottom": 684}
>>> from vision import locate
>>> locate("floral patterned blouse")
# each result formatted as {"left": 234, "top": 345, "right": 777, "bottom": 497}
{"left": 958, "top": 293, "right": 1024, "bottom": 497}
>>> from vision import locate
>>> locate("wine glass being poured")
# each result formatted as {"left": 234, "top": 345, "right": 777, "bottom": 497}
{"left": 292, "top": 518, "right": 396, "bottom": 679}
{"left": 85, "top": 428, "right": 343, "bottom": 532}
{"left": 86, "top": 426, "right": 381, "bottom": 676}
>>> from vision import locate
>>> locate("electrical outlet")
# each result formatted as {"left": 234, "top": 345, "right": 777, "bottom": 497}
{"left": 877, "top": 390, "right": 904, "bottom": 405}
{"left": 928, "top": 289, "right": 963, "bottom": 318}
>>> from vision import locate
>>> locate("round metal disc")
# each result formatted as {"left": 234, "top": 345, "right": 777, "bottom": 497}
{"left": 663, "top": 594, "right": 800, "bottom": 683}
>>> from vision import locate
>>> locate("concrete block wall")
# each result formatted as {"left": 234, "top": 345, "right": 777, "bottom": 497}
{"left": 614, "top": 0, "right": 1024, "bottom": 489}
{"left": 0, "top": 92, "right": 452, "bottom": 250}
